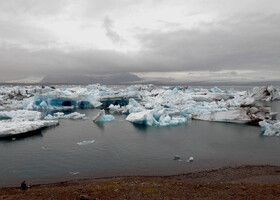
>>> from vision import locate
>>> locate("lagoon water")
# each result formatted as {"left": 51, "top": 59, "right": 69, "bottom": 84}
{"left": 1, "top": 100, "right": 280, "bottom": 187}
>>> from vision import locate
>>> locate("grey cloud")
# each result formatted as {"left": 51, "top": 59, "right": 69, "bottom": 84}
{"left": 103, "top": 16, "right": 125, "bottom": 45}
{"left": 136, "top": 13, "right": 280, "bottom": 72}
{"left": 1, "top": 13, "right": 280, "bottom": 81}
{"left": 0, "top": 1, "right": 280, "bottom": 82}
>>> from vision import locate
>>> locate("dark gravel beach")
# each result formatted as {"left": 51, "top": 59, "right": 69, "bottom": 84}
{"left": 1, "top": 165, "right": 280, "bottom": 199}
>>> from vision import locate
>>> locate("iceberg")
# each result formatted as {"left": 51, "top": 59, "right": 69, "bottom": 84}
{"left": 77, "top": 140, "right": 95, "bottom": 145}
{"left": 126, "top": 109, "right": 187, "bottom": 126}
{"left": 259, "top": 120, "right": 280, "bottom": 136}
{"left": 92, "top": 110, "right": 105, "bottom": 122}
{"left": 193, "top": 106, "right": 273, "bottom": 125}
{"left": 44, "top": 112, "right": 86, "bottom": 120}
{"left": 0, "top": 120, "right": 58, "bottom": 138}
{"left": 187, "top": 157, "right": 194, "bottom": 162}
{"left": 173, "top": 155, "right": 180, "bottom": 160}
{"left": 251, "top": 85, "right": 280, "bottom": 101}
{"left": 108, "top": 104, "right": 124, "bottom": 113}
{"left": 98, "top": 115, "right": 115, "bottom": 122}
{"left": 92, "top": 110, "right": 115, "bottom": 122}
{"left": 0, "top": 110, "right": 42, "bottom": 121}
{"left": 100, "top": 94, "right": 141, "bottom": 108}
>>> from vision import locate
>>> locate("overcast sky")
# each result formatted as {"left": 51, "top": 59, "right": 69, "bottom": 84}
{"left": 0, "top": 0, "right": 279, "bottom": 83}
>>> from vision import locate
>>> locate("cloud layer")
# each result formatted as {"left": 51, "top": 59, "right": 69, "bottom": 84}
{"left": 0, "top": 0, "right": 279, "bottom": 82}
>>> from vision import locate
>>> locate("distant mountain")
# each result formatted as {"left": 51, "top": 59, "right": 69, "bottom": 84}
{"left": 40, "top": 73, "right": 142, "bottom": 85}
{"left": 133, "top": 78, "right": 280, "bottom": 87}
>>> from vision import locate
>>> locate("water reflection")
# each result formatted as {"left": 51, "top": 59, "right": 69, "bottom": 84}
{"left": 132, "top": 123, "right": 148, "bottom": 132}
{"left": 93, "top": 121, "right": 105, "bottom": 130}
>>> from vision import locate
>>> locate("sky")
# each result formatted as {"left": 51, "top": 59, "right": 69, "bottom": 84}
{"left": 0, "top": 0, "right": 280, "bottom": 83}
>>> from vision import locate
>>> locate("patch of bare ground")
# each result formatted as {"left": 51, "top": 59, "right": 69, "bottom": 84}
{"left": 1, "top": 165, "right": 280, "bottom": 200}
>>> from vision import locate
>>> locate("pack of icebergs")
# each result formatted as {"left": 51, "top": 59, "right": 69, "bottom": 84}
{"left": 0, "top": 84, "right": 279, "bottom": 137}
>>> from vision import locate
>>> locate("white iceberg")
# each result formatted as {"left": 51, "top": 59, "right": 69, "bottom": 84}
{"left": 0, "top": 110, "right": 42, "bottom": 121}
{"left": 259, "top": 120, "right": 280, "bottom": 136}
{"left": 92, "top": 110, "right": 115, "bottom": 122}
{"left": 98, "top": 115, "right": 115, "bottom": 122}
{"left": 77, "top": 140, "right": 95, "bottom": 145}
{"left": 187, "top": 157, "right": 194, "bottom": 162}
{"left": 126, "top": 109, "right": 187, "bottom": 126}
{"left": 251, "top": 85, "right": 280, "bottom": 101}
{"left": 44, "top": 112, "right": 86, "bottom": 120}
{"left": 92, "top": 110, "right": 105, "bottom": 122}
{"left": 0, "top": 120, "right": 58, "bottom": 137}
{"left": 108, "top": 104, "right": 124, "bottom": 113}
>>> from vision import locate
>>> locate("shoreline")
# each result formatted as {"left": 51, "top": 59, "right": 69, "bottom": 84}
{"left": 2, "top": 165, "right": 280, "bottom": 199}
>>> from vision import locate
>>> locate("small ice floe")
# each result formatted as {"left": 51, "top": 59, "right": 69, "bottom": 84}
{"left": 173, "top": 155, "right": 180, "bottom": 160}
{"left": 41, "top": 147, "right": 51, "bottom": 150}
{"left": 93, "top": 109, "right": 115, "bottom": 123}
{"left": 44, "top": 112, "right": 86, "bottom": 120}
{"left": 187, "top": 157, "right": 194, "bottom": 162}
{"left": 77, "top": 140, "right": 95, "bottom": 146}
{"left": 92, "top": 110, "right": 105, "bottom": 122}
{"left": 259, "top": 120, "right": 280, "bottom": 136}
{"left": 0, "top": 120, "right": 59, "bottom": 137}
{"left": 69, "top": 171, "right": 80, "bottom": 175}
{"left": 12, "top": 138, "right": 16, "bottom": 141}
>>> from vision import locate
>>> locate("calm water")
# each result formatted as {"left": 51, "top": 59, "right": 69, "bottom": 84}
{"left": 1, "top": 101, "right": 280, "bottom": 187}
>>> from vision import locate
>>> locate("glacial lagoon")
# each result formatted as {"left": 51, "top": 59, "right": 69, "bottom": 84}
{"left": 0, "top": 85, "right": 280, "bottom": 187}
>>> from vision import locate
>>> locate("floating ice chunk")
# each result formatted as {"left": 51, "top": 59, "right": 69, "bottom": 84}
{"left": 90, "top": 101, "right": 102, "bottom": 108}
{"left": 44, "top": 112, "right": 86, "bottom": 120}
{"left": 100, "top": 94, "right": 141, "bottom": 108}
{"left": 210, "top": 87, "right": 223, "bottom": 93}
{"left": 69, "top": 171, "right": 80, "bottom": 175}
{"left": 187, "top": 157, "right": 194, "bottom": 162}
{"left": 251, "top": 86, "right": 280, "bottom": 101}
{"left": 193, "top": 109, "right": 251, "bottom": 123}
{"left": 92, "top": 110, "right": 105, "bottom": 122}
{"left": 0, "top": 120, "right": 58, "bottom": 137}
{"left": 126, "top": 109, "right": 187, "bottom": 126}
{"left": 259, "top": 120, "right": 280, "bottom": 136}
{"left": 122, "top": 98, "right": 144, "bottom": 114}
{"left": 108, "top": 104, "right": 124, "bottom": 113}
{"left": 173, "top": 155, "right": 180, "bottom": 160}
{"left": 126, "top": 110, "right": 156, "bottom": 126}
{"left": 98, "top": 115, "right": 115, "bottom": 122}
{"left": 77, "top": 140, "right": 95, "bottom": 145}
{"left": 0, "top": 110, "right": 42, "bottom": 121}
{"left": 61, "top": 112, "right": 86, "bottom": 119}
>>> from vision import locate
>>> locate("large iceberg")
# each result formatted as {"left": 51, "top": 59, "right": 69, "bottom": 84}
{"left": 0, "top": 120, "right": 58, "bottom": 138}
